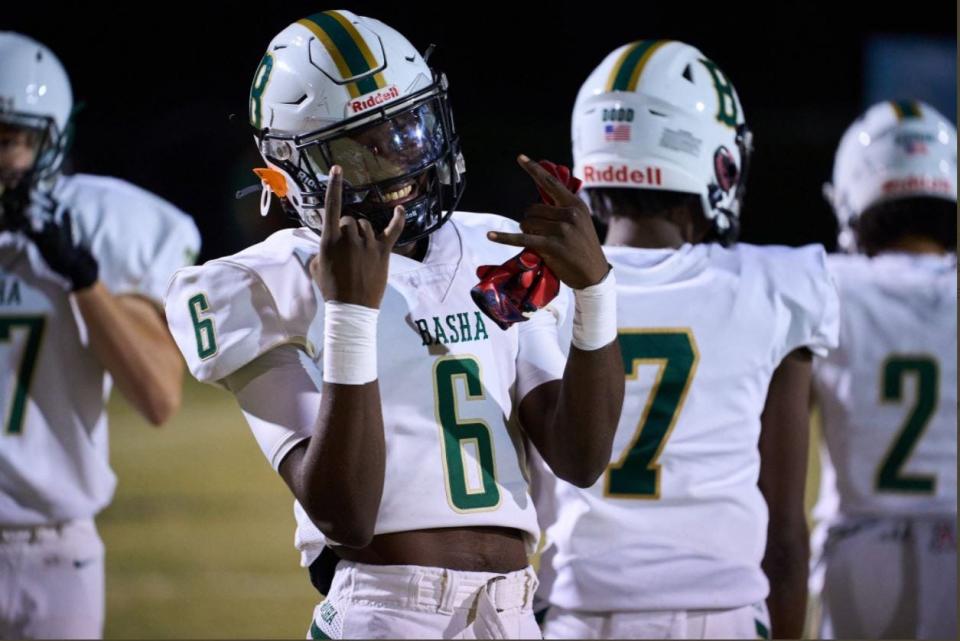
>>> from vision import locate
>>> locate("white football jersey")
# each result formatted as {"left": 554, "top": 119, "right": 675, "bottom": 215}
{"left": 164, "top": 212, "right": 569, "bottom": 566}
{"left": 0, "top": 173, "right": 200, "bottom": 526}
{"left": 535, "top": 243, "right": 839, "bottom": 612}
{"left": 813, "top": 252, "right": 957, "bottom": 522}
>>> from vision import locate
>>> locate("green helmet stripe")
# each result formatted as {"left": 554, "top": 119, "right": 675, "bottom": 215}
{"left": 891, "top": 100, "right": 922, "bottom": 120}
{"left": 608, "top": 40, "right": 666, "bottom": 92}
{"left": 301, "top": 11, "right": 383, "bottom": 97}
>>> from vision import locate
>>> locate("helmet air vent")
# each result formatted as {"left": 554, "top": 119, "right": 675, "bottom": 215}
{"left": 682, "top": 64, "right": 694, "bottom": 82}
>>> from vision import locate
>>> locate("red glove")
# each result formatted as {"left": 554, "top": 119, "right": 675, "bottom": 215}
{"left": 470, "top": 160, "right": 582, "bottom": 330}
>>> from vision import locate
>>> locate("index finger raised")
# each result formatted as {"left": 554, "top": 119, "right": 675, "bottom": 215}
{"left": 322, "top": 165, "right": 343, "bottom": 241}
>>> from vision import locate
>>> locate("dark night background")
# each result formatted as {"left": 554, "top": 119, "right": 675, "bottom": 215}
{"left": 6, "top": 1, "right": 957, "bottom": 261}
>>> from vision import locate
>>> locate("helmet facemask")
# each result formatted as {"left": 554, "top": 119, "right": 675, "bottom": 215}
{"left": 0, "top": 113, "right": 74, "bottom": 229}
{"left": 0, "top": 117, "right": 57, "bottom": 190}
{"left": 257, "top": 72, "right": 465, "bottom": 245}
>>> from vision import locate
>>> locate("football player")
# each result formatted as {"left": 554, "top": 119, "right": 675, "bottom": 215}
{"left": 532, "top": 40, "right": 839, "bottom": 639}
{"left": 0, "top": 32, "right": 200, "bottom": 639}
{"left": 163, "top": 10, "right": 623, "bottom": 639}
{"left": 811, "top": 100, "right": 957, "bottom": 639}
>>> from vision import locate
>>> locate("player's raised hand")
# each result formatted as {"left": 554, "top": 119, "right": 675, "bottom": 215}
{"left": 25, "top": 198, "right": 99, "bottom": 292}
{"left": 310, "top": 165, "right": 405, "bottom": 308}
{"left": 487, "top": 155, "right": 609, "bottom": 289}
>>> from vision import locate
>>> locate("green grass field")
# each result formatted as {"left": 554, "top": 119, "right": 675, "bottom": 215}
{"left": 100, "top": 378, "right": 823, "bottom": 638}
{"left": 100, "top": 379, "right": 316, "bottom": 639}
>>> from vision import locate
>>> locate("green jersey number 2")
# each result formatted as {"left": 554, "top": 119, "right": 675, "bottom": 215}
{"left": 0, "top": 316, "right": 46, "bottom": 435}
{"left": 606, "top": 329, "right": 699, "bottom": 499}
{"left": 433, "top": 356, "right": 501, "bottom": 512}
{"left": 876, "top": 356, "right": 940, "bottom": 494}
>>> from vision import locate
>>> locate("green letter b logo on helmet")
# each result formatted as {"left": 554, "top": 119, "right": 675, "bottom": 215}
{"left": 250, "top": 53, "right": 275, "bottom": 129}
{"left": 699, "top": 58, "right": 738, "bottom": 128}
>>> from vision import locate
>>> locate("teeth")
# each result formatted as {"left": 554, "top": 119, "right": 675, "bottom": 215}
{"left": 381, "top": 184, "right": 413, "bottom": 202}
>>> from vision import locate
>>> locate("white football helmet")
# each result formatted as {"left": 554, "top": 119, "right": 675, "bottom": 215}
{"left": 250, "top": 10, "right": 465, "bottom": 244}
{"left": 0, "top": 32, "right": 74, "bottom": 185}
{"left": 572, "top": 40, "right": 751, "bottom": 243}
{"left": 825, "top": 100, "right": 957, "bottom": 251}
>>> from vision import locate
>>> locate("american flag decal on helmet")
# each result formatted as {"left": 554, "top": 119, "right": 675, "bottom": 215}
{"left": 604, "top": 123, "right": 631, "bottom": 142}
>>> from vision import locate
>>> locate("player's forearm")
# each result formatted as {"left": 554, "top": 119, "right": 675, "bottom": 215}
{"left": 73, "top": 282, "right": 184, "bottom": 425}
{"left": 283, "top": 288, "right": 389, "bottom": 547}
{"left": 550, "top": 267, "right": 623, "bottom": 485}
{"left": 758, "top": 349, "right": 814, "bottom": 637}
{"left": 762, "top": 527, "right": 810, "bottom": 639}
{"left": 557, "top": 341, "right": 623, "bottom": 485}
{"left": 526, "top": 340, "right": 623, "bottom": 487}
{"left": 297, "top": 383, "right": 386, "bottom": 547}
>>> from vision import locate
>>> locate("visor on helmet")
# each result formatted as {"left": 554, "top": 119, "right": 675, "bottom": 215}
{"left": 301, "top": 100, "right": 446, "bottom": 191}
{"left": 258, "top": 78, "right": 465, "bottom": 245}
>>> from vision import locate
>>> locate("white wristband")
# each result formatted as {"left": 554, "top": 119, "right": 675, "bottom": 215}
{"left": 322, "top": 301, "right": 379, "bottom": 385}
{"left": 571, "top": 268, "right": 618, "bottom": 351}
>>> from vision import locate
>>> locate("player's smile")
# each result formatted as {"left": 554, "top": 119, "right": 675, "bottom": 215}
{"left": 377, "top": 182, "right": 414, "bottom": 204}
{"left": 374, "top": 179, "right": 418, "bottom": 206}
{"left": 366, "top": 173, "right": 428, "bottom": 209}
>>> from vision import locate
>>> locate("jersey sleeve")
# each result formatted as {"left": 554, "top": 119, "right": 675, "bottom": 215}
{"left": 770, "top": 244, "right": 841, "bottom": 361}
{"left": 70, "top": 176, "right": 201, "bottom": 305}
{"left": 515, "top": 285, "right": 571, "bottom": 402}
{"left": 164, "top": 260, "right": 307, "bottom": 385}
{"left": 812, "top": 255, "right": 861, "bottom": 380}
{"left": 223, "top": 343, "right": 319, "bottom": 471}
{"left": 136, "top": 213, "right": 201, "bottom": 303}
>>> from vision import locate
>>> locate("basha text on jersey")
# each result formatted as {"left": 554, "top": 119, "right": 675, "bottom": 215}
{"left": 415, "top": 311, "right": 490, "bottom": 346}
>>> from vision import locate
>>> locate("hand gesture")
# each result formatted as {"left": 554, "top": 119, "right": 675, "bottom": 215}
{"left": 309, "top": 166, "right": 405, "bottom": 308}
{"left": 487, "top": 155, "right": 608, "bottom": 290}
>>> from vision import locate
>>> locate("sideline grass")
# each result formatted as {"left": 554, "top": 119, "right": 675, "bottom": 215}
{"left": 99, "top": 378, "right": 824, "bottom": 638}
{"left": 100, "top": 379, "right": 316, "bottom": 638}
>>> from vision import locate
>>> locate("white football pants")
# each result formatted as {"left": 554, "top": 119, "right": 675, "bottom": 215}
{"left": 542, "top": 602, "right": 771, "bottom": 639}
{"left": 811, "top": 514, "right": 957, "bottom": 639}
{"left": 307, "top": 561, "right": 542, "bottom": 639}
{"left": 0, "top": 518, "right": 104, "bottom": 639}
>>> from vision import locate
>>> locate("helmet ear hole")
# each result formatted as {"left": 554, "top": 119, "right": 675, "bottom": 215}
{"left": 274, "top": 143, "right": 292, "bottom": 161}
{"left": 682, "top": 64, "right": 694, "bottom": 82}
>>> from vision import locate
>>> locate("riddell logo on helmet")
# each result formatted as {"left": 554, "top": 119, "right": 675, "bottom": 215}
{"left": 349, "top": 86, "right": 401, "bottom": 114}
{"left": 582, "top": 165, "right": 663, "bottom": 186}
{"left": 881, "top": 176, "right": 953, "bottom": 195}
